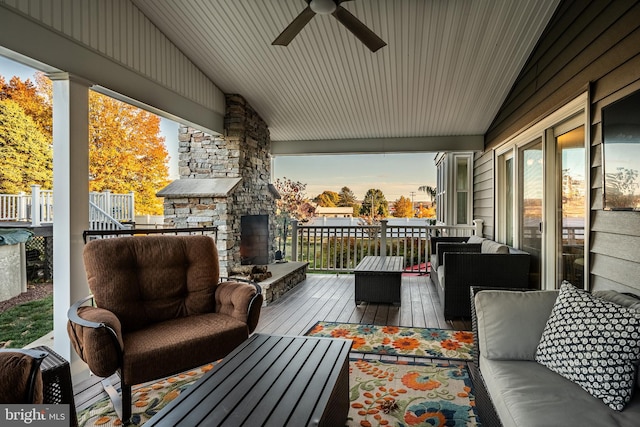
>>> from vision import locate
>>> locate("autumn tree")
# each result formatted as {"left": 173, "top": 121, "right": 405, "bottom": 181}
{"left": 0, "top": 99, "right": 52, "bottom": 193}
{"left": 89, "top": 91, "right": 169, "bottom": 214}
{"left": 314, "top": 190, "right": 340, "bottom": 207}
{"left": 392, "top": 196, "right": 414, "bottom": 218}
{"left": 416, "top": 203, "right": 436, "bottom": 219}
{"left": 360, "top": 188, "right": 389, "bottom": 219}
{"left": 1, "top": 74, "right": 52, "bottom": 139}
{"left": 2, "top": 72, "right": 171, "bottom": 214}
{"left": 273, "top": 177, "right": 315, "bottom": 222}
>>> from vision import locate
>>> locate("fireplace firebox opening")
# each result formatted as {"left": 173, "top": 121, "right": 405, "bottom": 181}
{"left": 240, "top": 215, "right": 269, "bottom": 265}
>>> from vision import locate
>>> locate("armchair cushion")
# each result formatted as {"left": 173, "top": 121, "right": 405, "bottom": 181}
{"left": 475, "top": 289, "right": 558, "bottom": 361}
{"left": 480, "top": 239, "right": 509, "bottom": 254}
{"left": 466, "top": 235, "right": 485, "bottom": 244}
{"left": 67, "top": 306, "right": 123, "bottom": 378}
{"left": 83, "top": 235, "right": 219, "bottom": 332}
{"left": 122, "top": 313, "right": 247, "bottom": 385}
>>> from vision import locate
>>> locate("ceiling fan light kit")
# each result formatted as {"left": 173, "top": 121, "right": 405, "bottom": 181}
{"left": 273, "top": 0, "right": 387, "bottom": 52}
{"left": 309, "top": 0, "right": 337, "bottom": 15}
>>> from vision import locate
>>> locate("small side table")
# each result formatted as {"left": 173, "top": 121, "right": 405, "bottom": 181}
{"left": 32, "top": 345, "right": 78, "bottom": 427}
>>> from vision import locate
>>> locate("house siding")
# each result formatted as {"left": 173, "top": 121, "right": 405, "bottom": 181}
{"left": 483, "top": 0, "right": 640, "bottom": 293}
{"left": 473, "top": 151, "right": 494, "bottom": 240}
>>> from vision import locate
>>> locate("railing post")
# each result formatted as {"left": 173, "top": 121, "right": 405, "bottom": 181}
{"left": 31, "top": 184, "right": 41, "bottom": 226}
{"left": 17, "top": 192, "right": 27, "bottom": 221}
{"left": 104, "top": 190, "right": 112, "bottom": 218}
{"left": 291, "top": 219, "right": 299, "bottom": 261}
{"left": 129, "top": 191, "right": 135, "bottom": 222}
{"left": 380, "top": 219, "right": 387, "bottom": 257}
{"left": 473, "top": 219, "right": 484, "bottom": 236}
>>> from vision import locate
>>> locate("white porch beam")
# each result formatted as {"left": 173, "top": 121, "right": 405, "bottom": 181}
{"left": 49, "top": 73, "right": 90, "bottom": 374}
{"left": 270, "top": 136, "right": 484, "bottom": 155}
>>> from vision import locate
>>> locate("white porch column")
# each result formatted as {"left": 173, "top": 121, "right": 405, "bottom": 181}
{"left": 49, "top": 73, "right": 91, "bottom": 374}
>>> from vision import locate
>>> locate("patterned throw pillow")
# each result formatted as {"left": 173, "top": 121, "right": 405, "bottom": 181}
{"left": 535, "top": 282, "right": 640, "bottom": 411}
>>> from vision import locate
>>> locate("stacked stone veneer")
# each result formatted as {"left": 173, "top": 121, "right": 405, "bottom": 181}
{"left": 162, "top": 94, "right": 277, "bottom": 276}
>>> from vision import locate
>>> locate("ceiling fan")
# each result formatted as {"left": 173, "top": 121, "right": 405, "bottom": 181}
{"left": 272, "top": 0, "right": 387, "bottom": 52}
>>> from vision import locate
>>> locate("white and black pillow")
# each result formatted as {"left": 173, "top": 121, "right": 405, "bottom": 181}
{"left": 535, "top": 282, "right": 640, "bottom": 411}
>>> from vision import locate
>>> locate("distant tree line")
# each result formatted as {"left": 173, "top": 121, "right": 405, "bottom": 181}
{"left": 274, "top": 177, "right": 436, "bottom": 221}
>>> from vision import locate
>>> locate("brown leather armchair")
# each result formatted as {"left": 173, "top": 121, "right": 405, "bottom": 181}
{"left": 0, "top": 348, "right": 48, "bottom": 404}
{"left": 67, "top": 235, "right": 262, "bottom": 423}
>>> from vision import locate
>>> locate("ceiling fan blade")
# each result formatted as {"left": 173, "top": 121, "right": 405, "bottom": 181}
{"left": 272, "top": 6, "right": 316, "bottom": 46}
{"left": 332, "top": 5, "right": 386, "bottom": 52}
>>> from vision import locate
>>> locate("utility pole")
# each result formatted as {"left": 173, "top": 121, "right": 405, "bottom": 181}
{"left": 409, "top": 191, "right": 416, "bottom": 206}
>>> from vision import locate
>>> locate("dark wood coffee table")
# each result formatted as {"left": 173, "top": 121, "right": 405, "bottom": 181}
{"left": 354, "top": 255, "right": 404, "bottom": 304}
{"left": 146, "top": 334, "right": 351, "bottom": 426}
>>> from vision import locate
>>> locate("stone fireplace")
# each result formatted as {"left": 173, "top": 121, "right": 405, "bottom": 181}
{"left": 157, "top": 95, "right": 278, "bottom": 276}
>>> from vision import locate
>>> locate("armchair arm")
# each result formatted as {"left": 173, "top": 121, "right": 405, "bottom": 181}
{"left": 66, "top": 296, "right": 124, "bottom": 377}
{"left": 0, "top": 348, "right": 48, "bottom": 404}
{"left": 216, "top": 278, "right": 263, "bottom": 333}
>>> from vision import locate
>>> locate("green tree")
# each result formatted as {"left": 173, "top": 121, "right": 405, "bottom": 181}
{"left": 314, "top": 190, "right": 340, "bottom": 207}
{"left": 0, "top": 99, "right": 52, "bottom": 193}
{"left": 360, "top": 188, "right": 389, "bottom": 219}
{"left": 393, "top": 196, "right": 414, "bottom": 218}
{"left": 338, "top": 186, "right": 357, "bottom": 206}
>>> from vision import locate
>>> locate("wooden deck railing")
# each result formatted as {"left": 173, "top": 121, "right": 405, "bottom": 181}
{"left": 291, "top": 219, "right": 483, "bottom": 273}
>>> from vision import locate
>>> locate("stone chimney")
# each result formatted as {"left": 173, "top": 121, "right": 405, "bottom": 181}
{"left": 158, "top": 94, "right": 278, "bottom": 276}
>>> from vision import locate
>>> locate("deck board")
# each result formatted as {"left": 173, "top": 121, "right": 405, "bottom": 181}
{"left": 72, "top": 272, "right": 470, "bottom": 415}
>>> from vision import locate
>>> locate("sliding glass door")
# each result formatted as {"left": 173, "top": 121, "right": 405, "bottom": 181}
{"left": 495, "top": 94, "right": 588, "bottom": 290}
{"left": 519, "top": 140, "right": 544, "bottom": 289}
{"left": 555, "top": 125, "right": 586, "bottom": 287}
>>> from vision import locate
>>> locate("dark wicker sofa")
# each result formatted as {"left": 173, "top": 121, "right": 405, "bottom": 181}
{"left": 429, "top": 235, "right": 530, "bottom": 319}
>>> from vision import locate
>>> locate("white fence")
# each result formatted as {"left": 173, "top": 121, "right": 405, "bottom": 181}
{"left": 0, "top": 185, "right": 135, "bottom": 229}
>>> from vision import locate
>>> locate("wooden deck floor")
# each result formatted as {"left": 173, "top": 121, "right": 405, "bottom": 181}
{"left": 73, "top": 273, "right": 470, "bottom": 417}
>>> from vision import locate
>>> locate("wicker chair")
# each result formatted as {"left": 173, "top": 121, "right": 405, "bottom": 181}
{"left": 0, "top": 348, "right": 48, "bottom": 404}
{"left": 67, "top": 235, "right": 263, "bottom": 424}
{"left": 430, "top": 237, "right": 530, "bottom": 319}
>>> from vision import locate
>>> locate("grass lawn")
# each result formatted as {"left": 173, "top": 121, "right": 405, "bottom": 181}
{"left": 0, "top": 294, "right": 53, "bottom": 348}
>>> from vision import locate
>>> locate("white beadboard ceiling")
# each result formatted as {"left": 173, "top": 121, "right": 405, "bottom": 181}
{"left": 132, "top": 0, "right": 560, "bottom": 150}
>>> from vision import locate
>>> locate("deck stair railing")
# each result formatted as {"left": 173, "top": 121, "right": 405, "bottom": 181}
{"left": 0, "top": 185, "right": 135, "bottom": 229}
{"left": 291, "top": 219, "right": 483, "bottom": 273}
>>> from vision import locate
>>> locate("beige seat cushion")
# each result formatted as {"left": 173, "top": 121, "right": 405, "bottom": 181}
{"left": 481, "top": 239, "right": 509, "bottom": 254}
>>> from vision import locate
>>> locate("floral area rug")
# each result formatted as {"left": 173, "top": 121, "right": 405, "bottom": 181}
{"left": 349, "top": 358, "right": 480, "bottom": 427}
{"left": 306, "top": 322, "right": 474, "bottom": 361}
{"left": 78, "top": 359, "right": 480, "bottom": 427}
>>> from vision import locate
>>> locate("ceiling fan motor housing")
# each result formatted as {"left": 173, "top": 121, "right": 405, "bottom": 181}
{"left": 310, "top": 0, "right": 337, "bottom": 15}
